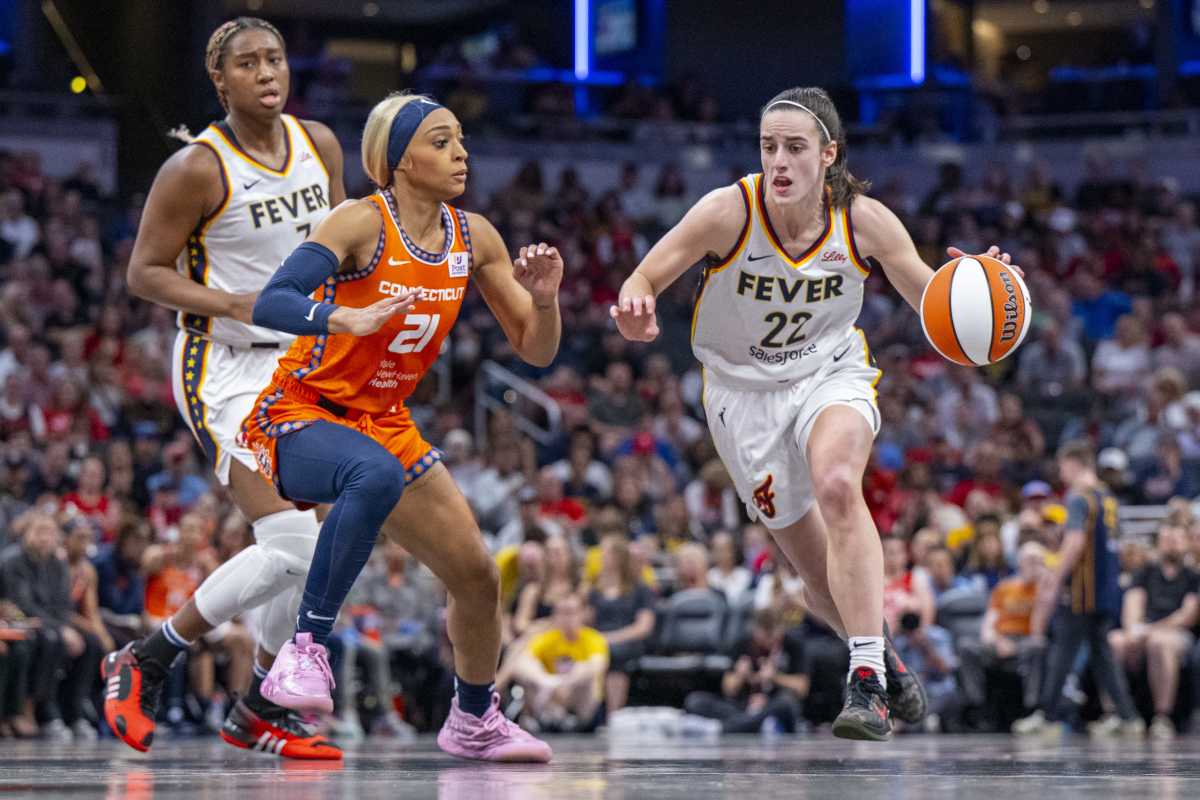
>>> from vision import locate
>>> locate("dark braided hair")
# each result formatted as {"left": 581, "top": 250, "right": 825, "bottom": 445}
{"left": 760, "top": 87, "right": 870, "bottom": 209}
{"left": 169, "top": 17, "right": 285, "bottom": 143}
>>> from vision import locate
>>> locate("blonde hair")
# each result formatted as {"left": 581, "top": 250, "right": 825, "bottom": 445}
{"left": 361, "top": 91, "right": 437, "bottom": 189}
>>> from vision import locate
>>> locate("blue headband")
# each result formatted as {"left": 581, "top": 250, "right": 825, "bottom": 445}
{"left": 386, "top": 98, "right": 445, "bottom": 172}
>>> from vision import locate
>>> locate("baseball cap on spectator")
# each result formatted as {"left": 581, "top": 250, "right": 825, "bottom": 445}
{"left": 1097, "top": 447, "right": 1129, "bottom": 472}
{"left": 132, "top": 420, "right": 159, "bottom": 440}
{"left": 632, "top": 432, "right": 655, "bottom": 455}
{"left": 1021, "top": 480, "right": 1053, "bottom": 501}
{"left": 1042, "top": 503, "right": 1068, "bottom": 525}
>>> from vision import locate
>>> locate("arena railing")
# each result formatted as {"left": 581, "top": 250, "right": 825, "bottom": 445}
{"left": 473, "top": 360, "right": 562, "bottom": 450}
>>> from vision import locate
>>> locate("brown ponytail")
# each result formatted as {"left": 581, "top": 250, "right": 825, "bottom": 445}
{"left": 761, "top": 87, "right": 870, "bottom": 209}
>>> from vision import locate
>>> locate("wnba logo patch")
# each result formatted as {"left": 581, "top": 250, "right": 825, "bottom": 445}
{"left": 753, "top": 475, "right": 776, "bottom": 518}
{"left": 448, "top": 252, "right": 469, "bottom": 278}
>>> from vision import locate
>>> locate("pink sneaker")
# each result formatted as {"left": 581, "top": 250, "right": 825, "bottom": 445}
{"left": 260, "top": 633, "right": 335, "bottom": 715}
{"left": 437, "top": 694, "right": 552, "bottom": 763}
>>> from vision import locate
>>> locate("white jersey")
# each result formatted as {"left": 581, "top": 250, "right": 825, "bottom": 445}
{"left": 691, "top": 173, "right": 872, "bottom": 389}
{"left": 177, "top": 114, "right": 332, "bottom": 347}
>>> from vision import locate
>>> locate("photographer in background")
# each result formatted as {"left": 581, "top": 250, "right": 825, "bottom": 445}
{"left": 890, "top": 610, "right": 959, "bottom": 731}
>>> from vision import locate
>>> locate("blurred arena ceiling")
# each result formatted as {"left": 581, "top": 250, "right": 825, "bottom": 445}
{"left": 973, "top": 0, "right": 1156, "bottom": 33}
{"left": 221, "top": 0, "right": 508, "bottom": 25}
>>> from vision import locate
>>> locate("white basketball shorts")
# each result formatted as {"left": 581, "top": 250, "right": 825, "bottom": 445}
{"left": 171, "top": 331, "right": 284, "bottom": 485}
{"left": 701, "top": 333, "right": 881, "bottom": 529}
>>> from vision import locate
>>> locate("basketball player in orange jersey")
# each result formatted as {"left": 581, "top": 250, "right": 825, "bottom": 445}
{"left": 612, "top": 86, "right": 1023, "bottom": 740}
{"left": 103, "top": 17, "right": 343, "bottom": 759}
{"left": 239, "top": 91, "right": 559, "bottom": 762}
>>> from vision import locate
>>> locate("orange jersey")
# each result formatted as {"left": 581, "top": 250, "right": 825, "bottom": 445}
{"left": 274, "top": 189, "right": 472, "bottom": 414}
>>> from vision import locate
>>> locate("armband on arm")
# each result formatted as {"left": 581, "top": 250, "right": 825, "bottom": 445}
{"left": 253, "top": 241, "right": 340, "bottom": 335}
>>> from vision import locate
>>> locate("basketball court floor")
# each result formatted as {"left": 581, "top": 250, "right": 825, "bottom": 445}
{"left": 1, "top": 733, "right": 1194, "bottom": 799}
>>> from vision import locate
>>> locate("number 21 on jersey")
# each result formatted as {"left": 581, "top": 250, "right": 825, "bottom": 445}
{"left": 388, "top": 313, "right": 441, "bottom": 354}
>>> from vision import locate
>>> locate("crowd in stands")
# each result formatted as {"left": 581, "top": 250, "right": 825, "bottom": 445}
{"left": 2, "top": 118, "right": 1200, "bottom": 742}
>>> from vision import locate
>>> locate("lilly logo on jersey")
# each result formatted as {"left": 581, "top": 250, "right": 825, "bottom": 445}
{"left": 821, "top": 250, "right": 849, "bottom": 264}
{"left": 378, "top": 280, "right": 465, "bottom": 303}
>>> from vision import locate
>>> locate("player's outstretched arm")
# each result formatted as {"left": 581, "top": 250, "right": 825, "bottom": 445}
{"left": 469, "top": 212, "right": 562, "bottom": 368}
{"left": 253, "top": 200, "right": 417, "bottom": 337}
{"left": 128, "top": 145, "right": 261, "bottom": 323}
{"left": 854, "top": 196, "right": 1023, "bottom": 314}
{"left": 611, "top": 184, "right": 746, "bottom": 342}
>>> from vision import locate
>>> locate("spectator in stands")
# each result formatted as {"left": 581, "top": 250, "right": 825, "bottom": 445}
{"left": 1072, "top": 271, "right": 1132, "bottom": 346}
{"left": 884, "top": 535, "right": 936, "bottom": 632}
{"left": 92, "top": 516, "right": 149, "bottom": 647}
{"left": 547, "top": 427, "right": 613, "bottom": 505}
{"left": 684, "top": 607, "right": 806, "bottom": 734}
{"left": 890, "top": 610, "right": 959, "bottom": 731}
{"left": 586, "top": 534, "right": 655, "bottom": 715}
{"left": 513, "top": 535, "right": 578, "bottom": 638}
{"left": 962, "top": 518, "right": 1012, "bottom": 592}
{"left": 683, "top": 460, "right": 739, "bottom": 535}
{"left": 60, "top": 456, "right": 120, "bottom": 543}
{"left": 494, "top": 485, "right": 562, "bottom": 552}
{"left": 958, "top": 542, "right": 1047, "bottom": 728}
{"left": 0, "top": 595, "right": 35, "bottom": 738}
{"left": 707, "top": 531, "right": 752, "bottom": 606}
{"left": 64, "top": 516, "right": 113, "bottom": 654}
{"left": 0, "top": 512, "right": 99, "bottom": 740}
{"left": 469, "top": 438, "right": 528, "bottom": 535}
{"left": 1109, "top": 525, "right": 1198, "bottom": 738}
{"left": 1135, "top": 436, "right": 1200, "bottom": 506}
{"left": 1014, "top": 319, "right": 1088, "bottom": 403}
{"left": 676, "top": 542, "right": 721, "bottom": 599}
{"left": 1153, "top": 312, "right": 1200, "bottom": 387}
{"left": 0, "top": 189, "right": 39, "bottom": 259}
{"left": 588, "top": 361, "right": 644, "bottom": 445}
{"left": 927, "top": 546, "right": 974, "bottom": 602}
{"left": 936, "top": 367, "right": 998, "bottom": 451}
{"left": 515, "top": 594, "right": 609, "bottom": 731}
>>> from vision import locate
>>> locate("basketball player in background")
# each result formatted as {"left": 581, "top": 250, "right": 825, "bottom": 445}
{"left": 1016, "top": 441, "right": 1142, "bottom": 738}
{"left": 103, "top": 17, "right": 343, "bottom": 759}
{"left": 612, "top": 86, "right": 1022, "bottom": 740}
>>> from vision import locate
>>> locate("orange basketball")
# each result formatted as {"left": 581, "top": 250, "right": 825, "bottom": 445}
{"left": 920, "top": 255, "right": 1032, "bottom": 366}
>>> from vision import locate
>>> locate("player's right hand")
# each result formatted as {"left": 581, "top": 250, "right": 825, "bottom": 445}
{"left": 609, "top": 294, "right": 660, "bottom": 342}
{"left": 328, "top": 290, "right": 419, "bottom": 336}
{"left": 227, "top": 292, "right": 259, "bottom": 325}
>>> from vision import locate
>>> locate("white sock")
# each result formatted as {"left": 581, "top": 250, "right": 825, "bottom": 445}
{"left": 847, "top": 635, "right": 886, "bottom": 690}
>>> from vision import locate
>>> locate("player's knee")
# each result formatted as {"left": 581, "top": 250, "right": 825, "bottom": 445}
{"left": 812, "top": 466, "right": 859, "bottom": 520}
{"left": 347, "top": 454, "right": 405, "bottom": 508}
{"left": 451, "top": 554, "right": 501, "bottom": 609}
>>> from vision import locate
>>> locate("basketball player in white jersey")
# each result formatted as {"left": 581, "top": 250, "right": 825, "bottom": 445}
{"left": 612, "top": 86, "right": 1020, "bottom": 740}
{"left": 102, "top": 17, "right": 343, "bottom": 759}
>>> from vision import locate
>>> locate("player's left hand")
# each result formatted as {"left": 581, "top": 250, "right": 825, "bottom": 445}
{"left": 514, "top": 242, "right": 562, "bottom": 309}
{"left": 946, "top": 245, "right": 1025, "bottom": 278}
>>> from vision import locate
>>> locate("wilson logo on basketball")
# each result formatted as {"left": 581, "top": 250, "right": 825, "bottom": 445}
{"left": 821, "top": 251, "right": 848, "bottom": 263}
{"left": 998, "top": 271, "right": 1019, "bottom": 342}
{"left": 753, "top": 475, "right": 777, "bottom": 518}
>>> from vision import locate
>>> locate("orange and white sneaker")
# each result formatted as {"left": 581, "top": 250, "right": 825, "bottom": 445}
{"left": 101, "top": 642, "right": 167, "bottom": 752}
{"left": 220, "top": 698, "right": 343, "bottom": 760}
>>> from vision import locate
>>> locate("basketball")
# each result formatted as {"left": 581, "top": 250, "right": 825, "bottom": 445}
{"left": 919, "top": 255, "right": 1032, "bottom": 366}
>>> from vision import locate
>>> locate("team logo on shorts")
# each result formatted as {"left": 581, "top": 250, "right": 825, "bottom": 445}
{"left": 448, "top": 252, "right": 469, "bottom": 278}
{"left": 753, "top": 474, "right": 776, "bottom": 519}
{"left": 251, "top": 442, "right": 274, "bottom": 481}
